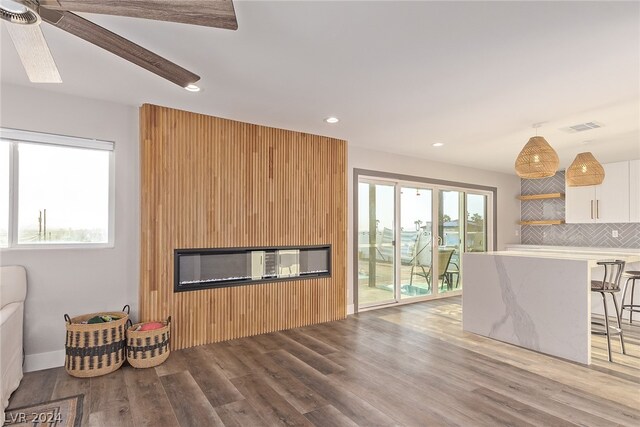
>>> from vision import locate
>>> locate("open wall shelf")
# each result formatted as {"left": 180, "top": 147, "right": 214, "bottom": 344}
{"left": 519, "top": 220, "right": 565, "bottom": 226}
{"left": 517, "top": 193, "right": 565, "bottom": 201}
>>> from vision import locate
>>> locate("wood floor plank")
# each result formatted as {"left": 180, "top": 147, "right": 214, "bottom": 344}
{"left": 154, "top": 348, "right": 192, "bottom": 377}
{"left": 88, "top": 409, "right": 134, "bottom": 427}
{"left": 215, "top": 399, "right": 268, "bottom": 427}
{"left": 202, "top": 341, "right": 253, "bottom": 380}
{"left": 160, "top": 371, "right": 224, "bottom": 427}
{"left": 254, "top": 332, "right": 345, "bottom": 375}
{"left": 207, "top": 337, "right": 329, "bottom": 414}
{"left": 275, "top": 331, "right": 345, "bottom": 373}
{"left": 88, "top": 369, "right": 134, "bottom": 427}
{"left": 123, "top": 366, "right": 180, "bottom": 427}
{"left": 7, "top": 367, "right": 58, "bottom": 409}
{"left": 230, "top": 373, "right": 314, "bottom": 427}
{"left": 338, "top": 312, "right": 635, "bottom": 426}
{"left": 51, "top": 368, "right": 92, "bottom": 426}
{"left": 279, "top": 328, "right": 340, "bottom": 355}
{"left": 549, "top": 387, "right": 640, "bottom": 426}
{"left": 304, "top": 405, "right": 360, "bottom": 427}
{"left": 376, "top": 306, "right": 640, "bottom": 409}
{"left": 328, "top": 349, "right": 529, "bottom": 427}
{"left": 251, "top": 351, "right": 329, "bottom": 414}
{"left": 9, "top": 296, "right": 640, "bottom": 427}
{"left": 267, "top": 350, "right": 399, "bottom": 426}
{"left": 471, "top": 387, "right": 578, "bottom": 427}
{"left": 187, "top": 346, "right": 244, "bottom": 408}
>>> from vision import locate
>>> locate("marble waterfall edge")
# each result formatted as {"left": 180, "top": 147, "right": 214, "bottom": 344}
{"left": 462, "top": 253, "right": 590, "bottom": 364}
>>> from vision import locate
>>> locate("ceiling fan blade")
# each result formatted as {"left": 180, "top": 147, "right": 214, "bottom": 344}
{"left": 4, "top": 22, "right": 62, "bottom": 83}
{"left": 40, "top": 8, "right": 200, "bottom": 88}
{"left": 38, "top": 0, "right": 237, "bottom": 30}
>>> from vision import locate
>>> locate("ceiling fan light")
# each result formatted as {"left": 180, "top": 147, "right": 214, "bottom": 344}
{"left": 0, "top": 0, "right": 39, "bottom": 25}
{"left": 514, "top": 136, "right": 559, "bottom": 179}
{"left": 566, "top": 152, "right": 605, "bottom": 187}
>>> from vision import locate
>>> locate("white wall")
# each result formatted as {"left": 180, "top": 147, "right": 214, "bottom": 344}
{"left": 347, "top": 145, "right": 522, "bottom": 310}
{"left": 0, "top": 84, "right": 522, "bottom": 368}
{"left": 0, "top": 84, "right": 139, "bottom": 371}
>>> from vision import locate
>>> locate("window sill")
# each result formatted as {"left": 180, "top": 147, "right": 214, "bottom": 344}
{"left": 0, "top": 243, "right": 115, "bottom": 251}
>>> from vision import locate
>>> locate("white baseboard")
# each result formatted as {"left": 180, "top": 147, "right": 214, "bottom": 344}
{"left": 347, "top": 304, "right": 355, "bottom": 315}
{"left": 24, "top": 350, "right": 65, "bottom": 372}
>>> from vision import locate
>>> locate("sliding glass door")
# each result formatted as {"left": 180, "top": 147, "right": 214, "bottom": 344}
{"left": 466, "top": 193, "right": 488, "bottom": 253}
{"left": 357, "top": 181, "right": 396, "bottom": 306}
{"left": 400, "top": 186, "right": 433, "bottom": 299}
{"left": 356, "top": 176, "right": 492, "bottom": 311}
{"left": 437, "top": 190, "right": 463, "bottom": 294}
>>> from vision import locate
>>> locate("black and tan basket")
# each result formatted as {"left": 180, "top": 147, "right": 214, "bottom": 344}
{"left": 64, "top": 305, "right": 130, "bottom": 378}
{"left": 126, "top": 316, "right": 171, "bottom": 368}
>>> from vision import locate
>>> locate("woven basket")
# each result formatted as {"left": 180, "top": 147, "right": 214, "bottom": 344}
{"left": 126, "top": 316, "right": 171, "bottom": 368}
{"left": 64, "top": 305, "right": 130, "bottom": 378}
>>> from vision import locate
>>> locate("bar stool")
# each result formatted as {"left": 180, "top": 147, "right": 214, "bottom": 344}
{"left": 620, "top": 270, "right": 640, "bottom": 324}
{"left": 591, "top": 260, "right": 626, "bottom": 362}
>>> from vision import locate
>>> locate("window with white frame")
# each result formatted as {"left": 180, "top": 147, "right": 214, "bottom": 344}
{"left": 0, "top": 128, "right": 114, "bottom": 248}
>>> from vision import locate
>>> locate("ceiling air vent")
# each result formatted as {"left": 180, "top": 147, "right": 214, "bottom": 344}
{"left": 560, "top": 121, "right": 603, "bottom": 133}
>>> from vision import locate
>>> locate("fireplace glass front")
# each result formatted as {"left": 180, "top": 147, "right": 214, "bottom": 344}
{"left": 175, "top": 245, "right": 331, "bottom": 292}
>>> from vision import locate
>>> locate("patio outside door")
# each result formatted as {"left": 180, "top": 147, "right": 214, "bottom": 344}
{"left": 356, "top": 175, "right": 492, "bottom": 311}
{"left": 435, "top": 191, "right": 487, "bottom": 293}
{"left": 399, "top": 186, "right": 433, "bottom": 299}
{"left": 357, "top": 181, "right": 396, "bottom": 306}
{"left": 437, "top": 190, "right": 464, "bottom": 294}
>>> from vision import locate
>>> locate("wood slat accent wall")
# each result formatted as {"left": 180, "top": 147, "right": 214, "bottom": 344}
{"left": 139, "top": 104, "right": 347, "bottom": 350}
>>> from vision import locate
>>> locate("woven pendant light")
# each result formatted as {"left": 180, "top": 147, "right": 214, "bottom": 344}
{"left": 514, "top": 136, "right": 559, "bottom": 179}
{"left": 566, "top": 152, "right": 605, "bottom": 186}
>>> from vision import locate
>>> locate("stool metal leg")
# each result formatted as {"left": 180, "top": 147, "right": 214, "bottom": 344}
{"left": 620, "top": 277, "right": 631, "bottom": 323}
{"left": 611, "top": 293, "right": 626, "bottom": 355}
{"left": 631, "top": 279, "right": 636, "bottom": 324}
{"left": 602, "top": 292, "right": 613, "bottom": 362}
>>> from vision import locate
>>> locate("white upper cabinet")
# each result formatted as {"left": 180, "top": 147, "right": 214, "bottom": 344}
{"left": 596, "top": 161, "right": 630, "bottom": 223}
{"left": 565, "top": 185, "right": 596, "bottom": 223}
{"left": 565, "top": 160, "right": 636, "bottom": 224}
{"left": 630, "top": 160, "right": 640, "bottom": 222}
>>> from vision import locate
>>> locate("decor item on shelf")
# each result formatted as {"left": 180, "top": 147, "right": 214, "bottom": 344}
{"left": 566, "top": 152, "right": 605, "bottom": 186}
{"left": 515, "top": 135, "right": 560, "bottom": 179}
{"left": 126, "top": 317, "right": 171, "bottom": 369}
{"left": 64, "top": 305, "right": 130, "bottom": 378}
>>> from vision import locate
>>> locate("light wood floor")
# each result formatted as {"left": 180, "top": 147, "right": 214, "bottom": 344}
{"left": 9, "top": 297, "right": 640, "bottom": 426}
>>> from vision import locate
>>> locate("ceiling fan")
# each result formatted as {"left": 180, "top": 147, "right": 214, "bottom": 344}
{"left": 0, "top": 0, "right": 237, "bottom": 88}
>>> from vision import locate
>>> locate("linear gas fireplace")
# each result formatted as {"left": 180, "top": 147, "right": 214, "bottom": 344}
{"left": 174, "top": 245, "right": 331, "bottom": 292}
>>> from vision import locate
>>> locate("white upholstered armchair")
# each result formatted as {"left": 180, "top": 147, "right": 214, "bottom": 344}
{"left": 1, "top": 266, "right": 27, "bottom": 422}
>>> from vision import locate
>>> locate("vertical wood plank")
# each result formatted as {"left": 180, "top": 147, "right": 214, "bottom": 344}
{"left": 140, "top": 104, "right": 347, "bottom": 350}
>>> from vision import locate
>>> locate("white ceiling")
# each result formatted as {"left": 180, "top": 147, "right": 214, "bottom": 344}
{"left": 1, "top": 1, "right": 639, "bottom": 174}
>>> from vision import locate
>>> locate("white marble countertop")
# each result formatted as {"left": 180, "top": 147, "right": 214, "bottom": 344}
{"left": 472, "top": 249, "right": 640, "bottom": 267}
{"left": 505, "top": 244, "right": 640, "bottom": 255}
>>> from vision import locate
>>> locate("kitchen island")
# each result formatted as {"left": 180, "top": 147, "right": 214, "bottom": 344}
{"left": 462, "top": 247, "right": 640, "bottom": 364}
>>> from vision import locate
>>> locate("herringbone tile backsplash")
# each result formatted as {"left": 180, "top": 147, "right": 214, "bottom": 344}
{"left": 521, "top": 171, "right": 640, "bottom": 248}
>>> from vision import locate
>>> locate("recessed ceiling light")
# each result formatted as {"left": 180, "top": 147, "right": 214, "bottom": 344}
{"left": 432, "top": 142, "right": 444, "bottom": 147}
{"left": 324, "top": 117, "right": 339, "bottom": 124}
{"left": 184, "top": 84, "right": 201, "bottom": 92}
